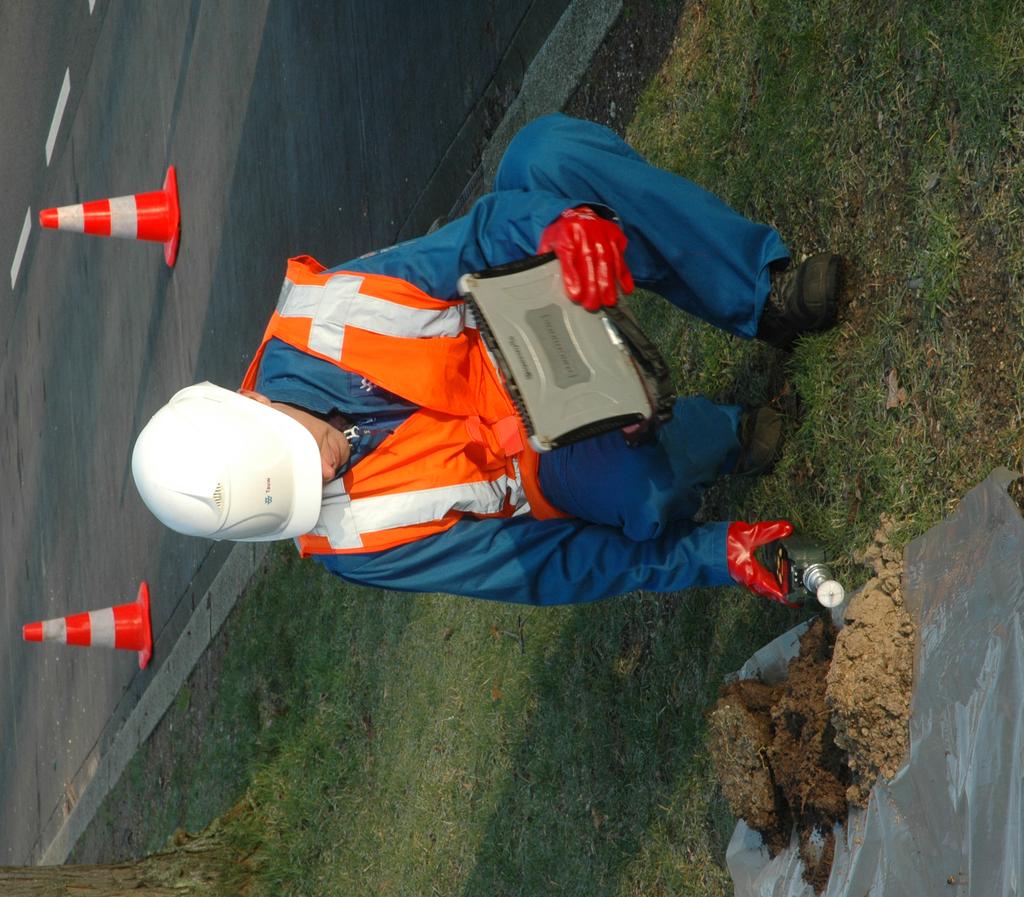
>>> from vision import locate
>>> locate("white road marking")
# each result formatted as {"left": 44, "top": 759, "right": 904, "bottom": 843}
{"left": 45, "top": 68, "right": 71, "bottom": 166}
{"left": 10, "top": 208, "right": 31, "bottom": 290}
{"left": 89, "top": 0, "right": 96, "bottom": 12}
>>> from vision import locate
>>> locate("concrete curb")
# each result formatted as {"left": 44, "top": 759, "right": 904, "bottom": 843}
{"left": 41, "top": 0, "right": 622, "bottom": 865}
{"left": 480, "top": 0, "right": 623, "bottom": 185}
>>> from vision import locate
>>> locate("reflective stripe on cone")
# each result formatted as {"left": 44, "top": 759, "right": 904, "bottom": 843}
{"left": 38, "top": 166, "right": 181, "bottom": 267}
{"left": 21, "top": 582, "right": 154, "bottom": 669}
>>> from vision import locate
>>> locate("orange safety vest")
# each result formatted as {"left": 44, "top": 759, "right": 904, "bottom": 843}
{"left": 241, "top": 255, "right": 567, "bottom": 556}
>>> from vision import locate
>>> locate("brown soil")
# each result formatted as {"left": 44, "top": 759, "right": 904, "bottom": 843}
{"left": 826, "top": 517, "right": 915, "bottom": 806}
{"left": 710, "top": 619, "right": 849, "bottom": 893}
{"left": 710, "top": 519, "right": 915, "bottom": 893}
{"left": 769, "top": 620, "right": 849, "bottom": 891}
{"left": 708, "top": 679, "right": 789, "bottom": 851}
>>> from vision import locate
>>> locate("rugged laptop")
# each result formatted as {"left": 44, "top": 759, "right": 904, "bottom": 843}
{"left": 458, "top": 254, "right": 673, "bottom": 452}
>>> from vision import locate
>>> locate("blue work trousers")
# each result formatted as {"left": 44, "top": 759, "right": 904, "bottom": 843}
{"left": 500, "top": 115, "right": 790, "bottom": 539}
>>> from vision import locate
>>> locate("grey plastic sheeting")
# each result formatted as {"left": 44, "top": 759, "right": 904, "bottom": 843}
{"left": 727, "top": 467, "right": 1024, "bottom": 897}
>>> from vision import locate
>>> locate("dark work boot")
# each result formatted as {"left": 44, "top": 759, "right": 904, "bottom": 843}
{"left": 733, "top": 406, "right": 784, "bottom": 476}
{"left": 756, "top": 253, "right": 842, "bottom": 350}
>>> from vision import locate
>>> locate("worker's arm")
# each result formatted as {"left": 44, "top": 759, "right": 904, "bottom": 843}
{"left": 312, "top": 515, "right": 734, "bottom": 605}
{"left": 332, "top": 190, "right": 604, "bottom": 299}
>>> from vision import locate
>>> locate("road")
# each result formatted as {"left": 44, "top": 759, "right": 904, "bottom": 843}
{"left": 0, "top": 0, "right": 569, "bottom": 862}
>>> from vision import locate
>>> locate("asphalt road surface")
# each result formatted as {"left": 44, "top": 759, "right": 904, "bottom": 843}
{"left": 0, "top": 0, "right": 569, "bottom": 863}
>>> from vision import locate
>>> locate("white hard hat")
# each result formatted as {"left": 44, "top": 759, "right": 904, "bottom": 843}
{"left": 132, "top": 382, "right": 323, "bottom": 542}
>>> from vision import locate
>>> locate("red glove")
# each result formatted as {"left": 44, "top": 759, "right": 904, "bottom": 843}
{"left": 539, "top": 206, "right": 635, "bottom": 311}
{"left": 726, "top": 520, "right": 797, "bottom": 605}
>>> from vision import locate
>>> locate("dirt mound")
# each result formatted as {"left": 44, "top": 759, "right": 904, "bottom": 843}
{"left": 709, "top": 520, "right": 916, "bottom": 892}
{"left": 826, "top": 516, "right": 915, "bottom": 806}
{"left": 710, "top": 620, "right": 849, "bottom": 893}
{"left": 708, "top": 679, "right": 789, "bottom": 852}
{"left": 768, "top": 619, "right": 850, "bottom": 890}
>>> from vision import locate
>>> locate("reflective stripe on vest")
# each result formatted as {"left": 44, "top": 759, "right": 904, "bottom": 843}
{"left": 307, "top": 465, "right": 525, "bottom": 551}
{"left": 242, "top": 255, "right": 567, "bottom": 556}
{"left": 275, "top": 272, "right": 466, "bottom": 359}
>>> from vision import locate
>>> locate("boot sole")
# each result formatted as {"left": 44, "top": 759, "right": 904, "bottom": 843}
{"left": 792, "top": 252, "right": 841, "bottom": 332}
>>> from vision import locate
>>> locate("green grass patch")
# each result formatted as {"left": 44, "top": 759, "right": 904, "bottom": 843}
{"left": 234, "top": 565, "right": 795, "bottom": 897}
{"left": 75, "top": 1, "right": 1024, "bottom": 893}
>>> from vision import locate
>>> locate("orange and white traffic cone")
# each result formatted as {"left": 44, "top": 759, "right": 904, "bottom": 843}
{"left": 22, "top": 581, "right": 153, "bottom": 669}
{"left": 39, "top": 166, "right": 181, "bottom": 267}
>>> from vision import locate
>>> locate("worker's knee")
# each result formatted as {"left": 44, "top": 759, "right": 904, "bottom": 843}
{"left": 621, "top": 509, "right": 672, "bottom": 542}
{"left": 495, "top": 113, "right": 568, "bottom": 191}
{"left": 496, "top": 113, "right": 645, "bottom": 198}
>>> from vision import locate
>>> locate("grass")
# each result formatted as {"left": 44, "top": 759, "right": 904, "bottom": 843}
{"left": 73, "top": 1, "right": 1024, "bottom": 893}
{"left": 632, "top": 0, "right": 1024, "bottom": 562}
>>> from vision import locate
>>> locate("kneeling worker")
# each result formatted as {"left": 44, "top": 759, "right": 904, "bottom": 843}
{"left": 132, "top": 115, "right": 841, "bottom": 607}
